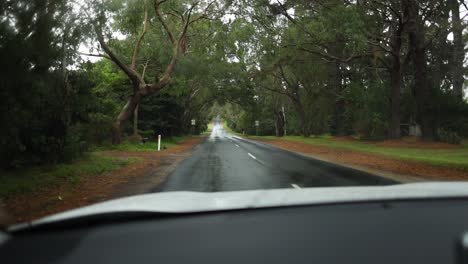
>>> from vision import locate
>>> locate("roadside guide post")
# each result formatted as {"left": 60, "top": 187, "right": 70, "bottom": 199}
{"left": 157, "top": 135, "right": 161, "bottom": 152}
{"left": 191, "top": 119, "right": 196, "bottom": 135}
{"left": 255, "top": 120, "right": 260, "bottom": 136}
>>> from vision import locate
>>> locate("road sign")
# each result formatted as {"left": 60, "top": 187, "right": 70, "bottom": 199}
{"left": 255, "top": 120, "right": 260, "bottom": 127}
{"left": 191, "top": 119, "right": 196, "bottom": 126}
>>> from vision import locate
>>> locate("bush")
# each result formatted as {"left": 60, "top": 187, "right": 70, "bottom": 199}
{"left": 84, "top": 113, "right": 114, "bottom": 145}
{"left": 139, "top": 130, "right": 155, "bottom": 141}
{"left": 438, "top": 128, "right": 463, "bottom": 145}
{"left": 63, "top": 123, "right": 88, "bottom": 162}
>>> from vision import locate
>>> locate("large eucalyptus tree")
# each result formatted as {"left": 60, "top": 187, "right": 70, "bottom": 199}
{"left": 82, "top": 0, "right": 217, "bottom": 143}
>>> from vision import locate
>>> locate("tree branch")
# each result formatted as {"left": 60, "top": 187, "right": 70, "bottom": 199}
{"left": 147, "top": 0, "right": 210, "bottom": 94}
{"left": 95, "top": 24, "right": 142, "bottom": 88}
{"left": 296, "top": 46, "right": 368, "bottom": 63}
{"left": 141, "top": 60, "right": 150, "bottom": 80}
{"left": 188, "top": 1, "right": 215, "bottom": 26}
{"left": 155, "top": 0, "right": 175, "bottom": 44}
{"left": 131, "top": 0, "right": 149, "bottom": 71}
{"left": 78, "top": 52, "right": 110, "bottom": 60}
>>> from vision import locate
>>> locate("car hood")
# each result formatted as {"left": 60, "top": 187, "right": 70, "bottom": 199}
{"left": 12, "top": 182, "right": 468, "bottom": 229}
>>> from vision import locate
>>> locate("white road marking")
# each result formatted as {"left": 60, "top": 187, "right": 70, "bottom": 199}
{"left": 233, "top": 136, "right": 243, "bottom": 140}
{"left": 248, "top": 153, "right": 257, "bottom": 160}
{"left": 235, "top": 144, "right": 240, "bottom": 148}
{"left": 291, "top": 184, "right": 301, "bottom": 189}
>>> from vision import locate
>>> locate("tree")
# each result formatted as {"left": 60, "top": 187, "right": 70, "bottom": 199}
{"left": 449, "top": 0, "right": 465, "bottom": 100}
{"left": 0, "top": 0, "right": 85, "bottom": 168}
{"left": 404, "top": 0, "right": 437, "bottom": 140}
{"left": 86, "top": 0, "right": 215, "bottom": 144}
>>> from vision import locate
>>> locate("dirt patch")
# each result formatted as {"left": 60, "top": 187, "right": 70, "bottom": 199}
{"left": 3, "top": 137, "right": 204, "bottom": 223}
{"left": 254, "top": 139, "right": 468, "bottom": 182}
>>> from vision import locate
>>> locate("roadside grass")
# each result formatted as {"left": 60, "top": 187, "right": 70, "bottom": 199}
{"left": 0, "top": 153, "right": 139, "bottom": 198}
{"left": 247, "top": 135, "right": 468, "bottom": 171}
{"left": 0, "top": 136, "right": 193, "bottom": 199}
{"left": 97, "top": 136, "right": 188, "bottom": 152}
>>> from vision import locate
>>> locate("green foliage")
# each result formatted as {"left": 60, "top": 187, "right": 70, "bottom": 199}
{"left": 220, "top": 0, "right": 468, "bottom": 143}
{"left": 0, "top": 0, "right": 84, "bottom": 168}
{"left": 85, "top": 113, "right": 115, "bottom": 145}
{"left": 2, "top": 0, "right": 468, "bottom": 175}
{"left": 347, "top": 80, "right": 389, "bottom": 138}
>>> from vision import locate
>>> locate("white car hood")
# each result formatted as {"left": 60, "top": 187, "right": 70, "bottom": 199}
{"left": 14, "top": 182, "right": 468, "bottom": 229}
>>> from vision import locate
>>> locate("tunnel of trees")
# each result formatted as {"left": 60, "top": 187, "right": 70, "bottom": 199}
{"left": 1, "top": 0, "right": 468, "bottom": 169}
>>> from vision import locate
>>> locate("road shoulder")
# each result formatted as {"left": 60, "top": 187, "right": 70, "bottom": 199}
{"left": 250, "top": 138, "right": 468, "bottom": 182}
{"left": 2, "top": 136, "right": 205, "bottom": 223}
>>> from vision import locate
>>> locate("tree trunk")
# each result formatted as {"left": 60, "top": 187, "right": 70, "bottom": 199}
{"left": 389, "top": 56, "right": 401, "bottom": 139}
{"left": 405, "top": 0, "right": 435, "bottom": 141}
{"left": 274, "top": 109, "right": 285, "bottom": 137}
{"left": 388, "top": 18, "right": 403, "bottom": 139}
{"left": 292, "top": 98, "right": 309, "bottom": 137}
{"left": 331, "top": 61, "right": 346, "bottom": 136}
{"left": 112, "top": 93, "right": 141, "bottom": 144}
{"left": 449, "top": 0, "right": 465, "bottom": 100}
{"left": 334, "top": 99, "right": 346, "bottom": 136}
{"left": 133, "top": 104, "right": 139, "bottom": 136}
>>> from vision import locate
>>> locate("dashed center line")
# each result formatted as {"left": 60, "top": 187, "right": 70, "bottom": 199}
{"left": 291, "top": 184, "right": 301, "bottom": 189}
{"left": 248, "top": 153, "right": 257, "bottom": 160}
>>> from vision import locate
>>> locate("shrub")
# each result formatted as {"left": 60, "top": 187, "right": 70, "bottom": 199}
{"left": 84, "top": 113, "right": 114, "bottom": 145}
{"left": 63, "top": 123, "right": 88, "bottom": 162}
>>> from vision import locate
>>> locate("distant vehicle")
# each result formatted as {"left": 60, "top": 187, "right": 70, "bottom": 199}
{"left": 1, "top": 182, "right": 468, "bottom": 264}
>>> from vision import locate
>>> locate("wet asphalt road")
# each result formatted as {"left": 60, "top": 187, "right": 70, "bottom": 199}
{"left": 159, "top": 121, "right": 395, "bottom": 192}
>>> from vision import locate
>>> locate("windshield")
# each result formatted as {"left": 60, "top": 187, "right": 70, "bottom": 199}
{"left": 1, "top": 0, "right": 468, "bottom": 224}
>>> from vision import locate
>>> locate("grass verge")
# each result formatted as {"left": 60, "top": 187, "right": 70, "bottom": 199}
{"left": 0, "top": 153, "right": 139, "bottom": 198}
{"left": 247, "top": 135, "right": 468, "bottom": 171}
{"left": 97, "top": 136, "right": 188, "bottom": 152}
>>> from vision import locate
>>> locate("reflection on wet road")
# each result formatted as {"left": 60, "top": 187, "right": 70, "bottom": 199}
{"left": 160, "top": 120, "right": 394, "bottom": 192}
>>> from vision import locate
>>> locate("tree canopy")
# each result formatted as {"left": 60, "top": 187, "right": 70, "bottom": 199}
{"left": 1, "top": 0, "right": 467, "bottom": 169}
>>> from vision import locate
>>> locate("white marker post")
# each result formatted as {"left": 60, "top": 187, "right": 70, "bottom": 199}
{"left": 157, "top": 135, "right": 161, "bottom": 152}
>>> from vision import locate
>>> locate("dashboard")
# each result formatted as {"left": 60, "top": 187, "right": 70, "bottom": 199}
{"left": 1, "top": 198, "right": 468, "bottom": 264}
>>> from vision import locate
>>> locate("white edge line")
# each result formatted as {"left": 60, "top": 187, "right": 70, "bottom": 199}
{"left": 235, "top": 144, "right": 240, "bottom": 148}
{"left": 248, "top": 153, "right": 257, "bottom": 160}
{"left": 291, "top": 184, "right": 301, "bottom": 189}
